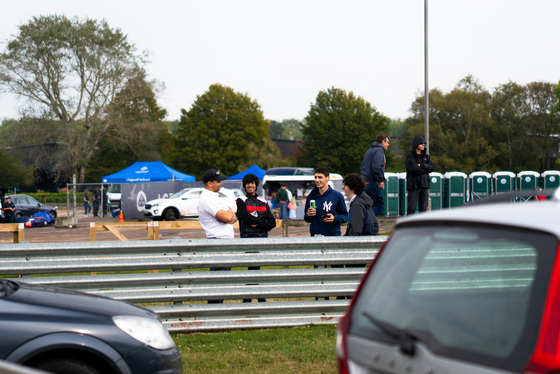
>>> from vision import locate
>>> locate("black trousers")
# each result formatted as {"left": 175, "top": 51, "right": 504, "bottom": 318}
{"left": 407, "top": 188, "right": 430, "bottom": 215}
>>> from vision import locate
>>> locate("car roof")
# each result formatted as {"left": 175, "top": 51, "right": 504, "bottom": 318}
{"left": 396, "top": 189, "right": 560, "bottom": 239}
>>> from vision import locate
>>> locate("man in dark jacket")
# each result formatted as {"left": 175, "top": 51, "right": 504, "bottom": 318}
{"left": 360, "top": 133, "right": 390, "bottom": 234}
{"left": 236, "top": 173, "right": 276, "bottom": 303}
{"left": 405, "top": 136, "right": 436, "bottom": 215}
{"left": 236, "top": 173, "right": 276, "bottom": 238}
{"left": 342, "top": 173, "right": 375, "bottom": 236}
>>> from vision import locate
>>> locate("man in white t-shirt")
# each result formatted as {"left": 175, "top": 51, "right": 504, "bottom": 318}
{"left": 198, "top": 169, "right": 237, "bottom": 239}
{"left": 198, "top": 169, "right": 237, "bottom": 303}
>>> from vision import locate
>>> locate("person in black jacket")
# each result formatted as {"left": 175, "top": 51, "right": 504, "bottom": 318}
{"left": 342, "top": 173, "right": 375, "bottom": 236}
{"left": 405, "top": 136, "right": 436, "bottom": 215}
{"left": 236, "top": 173, "right": 276, "bottom": 302}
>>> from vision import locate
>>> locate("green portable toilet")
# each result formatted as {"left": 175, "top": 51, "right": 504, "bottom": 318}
{"left": 397, "top": 172, "right": 407, "bottom": 216}
{"left": 429, "top": 172, "right": 443, "bottom": 210}
{"left": 443, "top": 171, "right": 467, "bottom": 208}
{"left": 517, "top": 171, "right": 540, "bottom": 191}
{"left": 542, "top": 170, "right": 560, "bottom": 190}
{"left": 492, "top": 171, "right": 516, "bottom": 194}
{"left": 469, "top": 171, "right": 492, "bottom": 202}
{"left": 382, "top": 172, "right": 399, "bottom": 216}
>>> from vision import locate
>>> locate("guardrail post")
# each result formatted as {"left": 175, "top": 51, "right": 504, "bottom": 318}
{"left": 90, "top": 222, "right": 96, "bottom": 242}
{"left": 15, "top": 223, "right": 24, "bottom": 243}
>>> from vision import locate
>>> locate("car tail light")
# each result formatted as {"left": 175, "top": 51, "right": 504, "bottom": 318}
{"left": 523, "top": 243, "right": 560, "bottom": 373}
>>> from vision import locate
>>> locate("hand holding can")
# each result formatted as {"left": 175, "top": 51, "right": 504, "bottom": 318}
{"left": 308, "top": 200, "right": 316, "bottom": 216}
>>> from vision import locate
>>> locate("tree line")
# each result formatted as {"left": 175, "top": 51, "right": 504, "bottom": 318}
{"left": 0, "top": 15, "right": 559, "bottom": 191}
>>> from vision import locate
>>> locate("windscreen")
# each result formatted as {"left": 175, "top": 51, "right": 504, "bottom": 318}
{"left": 350, "top": 223, "right": 556, "bottom": 371}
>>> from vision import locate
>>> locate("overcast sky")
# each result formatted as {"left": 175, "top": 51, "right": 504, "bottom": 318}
{"left": 1, "top": 0, "right": 559, "bottom": 123}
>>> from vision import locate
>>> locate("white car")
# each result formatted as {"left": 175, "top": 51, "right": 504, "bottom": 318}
{"left": 143, "top": 187, "right": 242, "bottom": 221}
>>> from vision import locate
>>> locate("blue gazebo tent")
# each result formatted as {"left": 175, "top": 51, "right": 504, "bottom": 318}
{"left": 101, "top": 161, "right": 195, "bottom": 183}
{"left": 227, "top": 164, "right": 266, "bottom": 180}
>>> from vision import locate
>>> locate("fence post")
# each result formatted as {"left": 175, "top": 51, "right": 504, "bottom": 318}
{"left": 14, "top": 223, "right": 24, "bottom": 243}
{"left": 90, "top": 222, "right": 96, "bottom": 242}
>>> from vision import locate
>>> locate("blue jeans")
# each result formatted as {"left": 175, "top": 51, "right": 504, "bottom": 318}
{"left": 365, "top": 182, "right": 385, "bottom": 215}
{"left": 279, "top": 201, "right": 288, "bottom": 219}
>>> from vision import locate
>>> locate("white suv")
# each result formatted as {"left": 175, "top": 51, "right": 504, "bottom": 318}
{"left": 144, "top": 187, "right": 242, "bottom": 221}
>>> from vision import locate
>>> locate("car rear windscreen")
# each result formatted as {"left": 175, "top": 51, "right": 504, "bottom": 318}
{"left": 350, "top": 223, "right": 557, "bottom": 372}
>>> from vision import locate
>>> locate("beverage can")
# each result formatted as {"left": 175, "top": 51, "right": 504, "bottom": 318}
{"left": 310, "top": 200, "right": 316, "bottom": 209}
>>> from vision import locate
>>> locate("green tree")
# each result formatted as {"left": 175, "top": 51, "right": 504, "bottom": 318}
{"left": 0, "top": 149, "right": 34, "bottom": 191}
{"left": 85, "top": 69, "right": 170, "bottom": 182}
{"left": 301, "top": 87, "right": 390, "bottom": 175}
{"left": 405, "top": 76, "right": 496, "bottom": 174}
{"left": 524, "top": 81, "right": 560, "bottom": 171}
{"left": 489, "top": 81, "right": 535, "bottom": 171}
{"left": 0, "top": 15, "right": 146, "bottom": 183}
{"left": 172, "top": 84, "right": 269, "bottom": 178}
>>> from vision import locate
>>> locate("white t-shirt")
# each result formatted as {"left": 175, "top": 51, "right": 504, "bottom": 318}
{"left": 198, "top": 189, "right": 234, "bottom": 239}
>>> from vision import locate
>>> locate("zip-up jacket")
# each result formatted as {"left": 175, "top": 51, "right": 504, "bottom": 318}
{"left": 236, "top": 193, "right": 276, "bottom": 238}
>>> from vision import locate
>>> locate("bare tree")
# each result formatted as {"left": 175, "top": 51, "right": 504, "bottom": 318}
{"left": 0, "top": 15, "right": 145, "bottom": 182}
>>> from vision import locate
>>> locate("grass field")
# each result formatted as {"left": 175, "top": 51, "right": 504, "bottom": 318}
{"left": 173, "top": 324, "right": 338, "bottom": 373}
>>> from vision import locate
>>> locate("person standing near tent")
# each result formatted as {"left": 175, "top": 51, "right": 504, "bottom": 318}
{"left": 92, "top": 189, "right": 100, "bottom": 217}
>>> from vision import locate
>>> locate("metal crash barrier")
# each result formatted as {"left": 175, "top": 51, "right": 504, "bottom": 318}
{"left": 0, "top": 236, "right": 386, "bottom": 332}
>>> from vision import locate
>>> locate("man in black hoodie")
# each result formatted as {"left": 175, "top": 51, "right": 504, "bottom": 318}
{"left": 405, "top": 136, "right": 436, "bottom": 215}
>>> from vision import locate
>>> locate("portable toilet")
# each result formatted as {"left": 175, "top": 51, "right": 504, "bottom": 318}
{"left": 517, "top": 171, "right": 540, "bottom": 191}
{"left": 429, "top": 172, "right": 443, "bottom": 210}
{"left": 469, "top": 171, "right": 492, "bottom": 202}
{"left": 542, "top": 170, "right": 560, "bottom": 191}
{"left": 443, "top": 171, "right": 468, "bottom": 208}
{"left": 492, "top": 171, "right": 516, "bottom": 194}
{"left": 397, "top": 172, "right": 408, "bottom": 216}
{"left": 382, "top": 172, "right": 399, "bottom": 216}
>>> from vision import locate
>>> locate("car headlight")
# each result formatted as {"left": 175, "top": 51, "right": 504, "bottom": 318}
{"left": 113, "top": 316, "right": 175, "bottom": 350}
{"left": 151, "top": 203, "right": 160, "bottom": 208}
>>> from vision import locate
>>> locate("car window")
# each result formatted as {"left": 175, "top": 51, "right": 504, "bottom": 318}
{"left": 27, "top": 196, "right": 40, "bottom": 205}
{"left": 12, "top": 197, "right": 23, "bottom": 205}
{"left": 350, "top": 224, "right": 556, "bottom": 372}
{"left": 184, "top": 190, "right": 201, "bottom": 198}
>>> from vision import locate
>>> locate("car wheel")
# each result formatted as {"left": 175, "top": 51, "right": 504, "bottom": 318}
{"left": 163, "top": 208, "right": 179, "bottom": 221}
{"left": 32, "top": 357, "right": 100, "bottom": 374}
{"left": 15, "top": 212, "right": 23, "bottom": 219}
{"left": 49, "top": 210, "right": 57, "bottom": 218}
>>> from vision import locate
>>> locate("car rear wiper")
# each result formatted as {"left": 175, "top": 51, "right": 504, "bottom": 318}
{"left": 362, "top": 312, "right": 417, "bottom": 356}
{"left": 0, "top": 279, "right": 19, "bottom": 297}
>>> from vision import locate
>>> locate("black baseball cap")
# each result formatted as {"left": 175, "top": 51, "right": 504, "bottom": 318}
{"left": 203, "top": 169, "right": 228, "bottom": 183}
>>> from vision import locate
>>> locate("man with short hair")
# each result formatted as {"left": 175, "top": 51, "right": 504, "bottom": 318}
{"left": 360, "top": 133, "right": 390, "bottom": 235}
{"left": 304, "top": 167, "right": 348, "bottom": 236}
{"left": 198, "top": 169, "right": 237, "bottom": 239}
{"left": 198, "top": 169, "right": 237, "bottom": 304}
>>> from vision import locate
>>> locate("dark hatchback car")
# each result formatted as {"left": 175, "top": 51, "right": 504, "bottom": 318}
{"left": 337, "top": 189, "right": 560, "bottom": 374}
{"left": 0, "top": 279, "right": 181, "bottom": 374}
{"left": 3, "top": 195, "right": 57, "bottom": 220}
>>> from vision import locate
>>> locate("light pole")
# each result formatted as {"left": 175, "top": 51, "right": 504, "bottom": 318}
{"left": 424, "top": 0, "right": 429, "bottom": 153}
